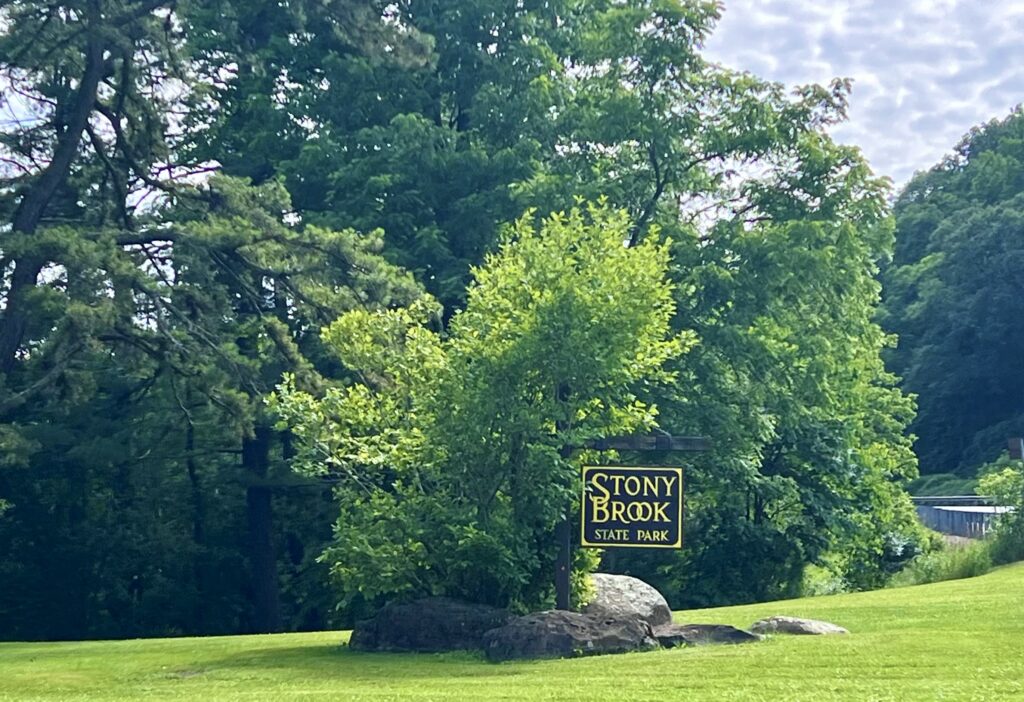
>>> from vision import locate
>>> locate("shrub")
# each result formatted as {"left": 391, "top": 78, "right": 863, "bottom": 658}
{"left": 978, "top": 458, "right": 1024, "bottom": 566}
{"left": 801, "top": 564, "right": 849, "bottom": 597}
{"left": 888, "top": 541, "right": 993, "bottom": 588}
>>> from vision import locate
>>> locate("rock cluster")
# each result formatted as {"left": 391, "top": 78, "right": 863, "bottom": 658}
{"left": 481, "top": 610, "right": 659, "bottom": 662}
{"left": 349, "top": 597, "right": 510, "bottom": 653}
{"left": 348, "top": 574, "right": 848, "bottom": 662}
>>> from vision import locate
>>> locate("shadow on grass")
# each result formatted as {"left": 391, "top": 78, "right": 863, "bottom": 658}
{"left": 209, "top": 644, "right": 533, "bottom": 680}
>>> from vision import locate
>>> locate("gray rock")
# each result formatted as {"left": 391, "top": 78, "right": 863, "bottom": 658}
{"left": 653, "top": 623, "right": 763, "bottom": 647}
{"left": 750, "top": 616, "right": 849, "bottom": 636}
{"left": 482, "top": 610, "right": 660, "bottom": 662}
{"left": 350, "top": 597, "right": 510, "bottom": 652}
{"left": 581, "top": 573, "right": 673, "bottom": 627}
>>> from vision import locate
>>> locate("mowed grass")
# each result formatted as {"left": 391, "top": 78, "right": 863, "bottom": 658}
{"left": 3, "top": 563, "right": 1023, "bottom": 701}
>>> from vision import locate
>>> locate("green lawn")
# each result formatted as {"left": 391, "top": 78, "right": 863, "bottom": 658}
{"left": 3, "top": 563, "right": 1023, "bottom": 701}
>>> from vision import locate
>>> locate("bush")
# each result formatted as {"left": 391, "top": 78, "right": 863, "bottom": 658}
{"left": 989, "top": 527, "right": 1024, "bottom": 565}
{"left": 978, "top": 458, "right": 1024, "bottom": 565}
{"left": 801, "top": 564, "right": 849, "bottom": 597}
{"left": 888, "top": 541, "right": 993, "bottom": 588}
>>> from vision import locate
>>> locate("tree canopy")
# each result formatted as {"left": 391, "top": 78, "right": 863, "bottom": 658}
{"left": 274, "top": 204, "right": 684, "bottom": 609}
{"left": 1, "top": 0, "right": 927, "bottom": 638}
{"left": 882, "top": 108, "right": 1024, "bottom": 475}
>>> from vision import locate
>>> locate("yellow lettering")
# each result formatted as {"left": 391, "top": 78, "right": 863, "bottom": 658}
{"left": 589, "top": 472, "right": 611, "bottom": 524}
{"left": 609, "top": 474, "right": 625, "bottom": 495}
{"left": 626, "top": 502, "right": 651, "bottom": 521}
{"left": 660, "top": 475, "right": 677, "bottom": 493}
{"left": 642, "top": 476, "right": 658, "bottom": 496}
{"left": 623, "top": 476, "right": 641, "bottom": 496}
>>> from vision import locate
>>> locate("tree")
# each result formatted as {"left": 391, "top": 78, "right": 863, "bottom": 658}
{"left": 519, "top": 2, "right": 928, "bottom": 599}
{"left": 0, "top": 0, "right": 182, "bottom": 392}
{"left": 657, "top": 195, "right": 925, "bottom": 601}
{"left": 977, "top": 455, "right": 1024, "bottom": 565}
{"left": 147, "top": 176, "right": 420, "bottom": 631}
{"left": 882, "top": 108, "right": 1024, "bottom": 474}
{"left": 0, "top": 171, "right": 419, "bottom": 638}
{"left": 273, "top": 204, "right": 687, "bottom": 609}
{"left": 0, "top": 2, "right": 421, "bottom": 638}
{"left": 188, "top": 0, "right": 924, "bottom": 611}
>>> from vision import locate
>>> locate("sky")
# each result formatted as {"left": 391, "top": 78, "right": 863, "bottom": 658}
{"left": 702, "top": 0, "right": 1024, "bottom": 187}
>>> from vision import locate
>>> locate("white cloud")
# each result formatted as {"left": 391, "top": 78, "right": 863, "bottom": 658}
{"left": 702, "top": 0, "right": 1024, "bottom": 186}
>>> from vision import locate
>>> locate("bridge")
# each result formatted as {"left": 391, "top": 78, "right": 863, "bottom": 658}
{"left": 911, "top": 496, "right": 1014, "bottom": 538}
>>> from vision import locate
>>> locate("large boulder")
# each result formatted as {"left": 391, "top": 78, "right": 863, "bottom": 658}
{"left": 482, "top": 610, "right": 659, "bottom": 662}
{"left": 653, "top": 623, "right": 763, "bottom": 647}
{"left": 750, "top": 616, "right": 849, "bottom": 636}
{"left": 350, "top": 597, "right": 511, "bottom": 652}
{"left": 581, "top": 573, "right": 672, "bottom": 628}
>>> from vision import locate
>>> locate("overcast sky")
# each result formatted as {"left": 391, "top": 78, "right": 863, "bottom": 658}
{"left": 702, "top": 0, "right": 1024, "bottom": 187}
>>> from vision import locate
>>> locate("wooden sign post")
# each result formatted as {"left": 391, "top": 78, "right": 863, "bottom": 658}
{"left": 554, "top": 434, "right": 710, "bottom": 610}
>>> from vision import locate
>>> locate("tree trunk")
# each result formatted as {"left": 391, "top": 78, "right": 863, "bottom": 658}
{"left": 0, "top": 25, "right": 106, "bottom": 375}
{"left": 555, "top": 388, "right": 574, "bottom": 610}
{"left": 244, "top": 426, "right": 282, "bottom": 633}
{"left": 184, "top": 409, "right": 211, "bottom": 629}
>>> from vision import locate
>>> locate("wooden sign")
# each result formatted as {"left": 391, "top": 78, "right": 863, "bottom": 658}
{"left": 580, "top": 465, "right": 683, "bottom": 549}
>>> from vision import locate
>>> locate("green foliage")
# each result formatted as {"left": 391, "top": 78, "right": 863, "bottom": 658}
{"left": 185, "top": 0, "right": 925, "bottom": 613}
{"left": 274, "top": 204, "right": 685, "bottom": 610}
{"left": 888, "top": 540, "right": 991, "bottom": 589}
{"left": 977, "top": 456, "right": 1024, "bottom": 565}
{"left": 887, "top": 455, "right": 1024, "bottom": 591}
{"left": 0, "top": 0, "right": 431, "bottom": 640}
{"left": 2, "top": 0, "right": 929, "bottom": 639}
{"left": 989, "top": 524, "right": 1024, "bottom": 566}
{"left": 801, "top": 563, "right": 850, "bottom": 597}
{"left": 977, "top": 458, "right": 1024, "bottom": 505}
{"left": 613, "top": 141, "right": 927, "bottom": 603}
{"left": 907, "top": 473, "right": 980, "bottom": 496}
{"left": 187, "top": 0, "right": 562, "bottom": 310}
{"left": 887, "top": 540, "right": 994, "bottom": 588}
{"left": 0, "top": 173, "right": 418, "bottom": 639}
{"left": 883, "top": 108, "right": 1024, "bottom": 474}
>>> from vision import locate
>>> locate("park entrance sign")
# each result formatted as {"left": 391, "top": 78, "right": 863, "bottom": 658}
{"left": 553, "top": 434, "right": 708, "bottom": 609}
{"left": 580, "top": 466, "right": 683, "bottom": 548}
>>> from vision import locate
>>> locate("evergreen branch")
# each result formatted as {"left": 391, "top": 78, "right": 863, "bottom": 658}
{"left": 0, "top": 340, "right": 82, "bottom": 416}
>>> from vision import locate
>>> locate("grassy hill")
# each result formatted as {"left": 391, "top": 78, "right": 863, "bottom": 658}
{"left": 3, "top": 563, "right": 1023, "bottom": 701}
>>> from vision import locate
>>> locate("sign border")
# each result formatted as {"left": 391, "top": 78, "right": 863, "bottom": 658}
{"left": 579, "top": 464, "right": 684, "bottom": 549}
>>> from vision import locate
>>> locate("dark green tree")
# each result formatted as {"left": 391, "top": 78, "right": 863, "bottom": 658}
{"left": 0, "top": 2, "right": 419, "bottom": 638}
{"left": 882, "top": 108, "right": 1024, "bottom": 475}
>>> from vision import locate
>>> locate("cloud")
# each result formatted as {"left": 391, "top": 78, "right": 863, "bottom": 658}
{"left": 702, "top": 0, "right": 1024, "bottom": 186}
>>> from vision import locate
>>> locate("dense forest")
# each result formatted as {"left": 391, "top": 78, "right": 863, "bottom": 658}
{"left": 0, "top": 1, "right": 1020, "bottom": 642}
{"left": 882, "top": 110, "right": 1024, "bottom": 475}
